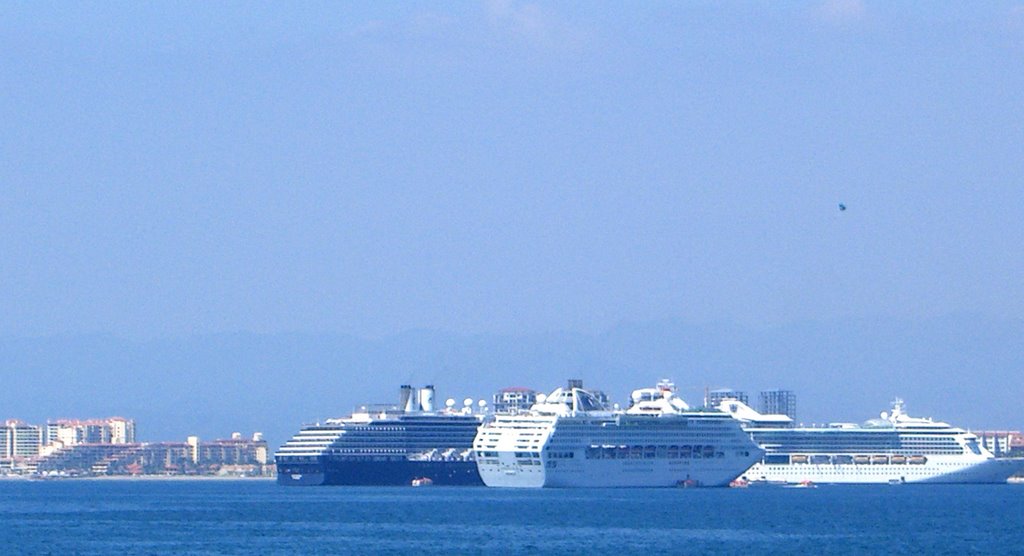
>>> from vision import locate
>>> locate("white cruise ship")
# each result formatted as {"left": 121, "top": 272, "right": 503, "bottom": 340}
{"left": 719, "top": 398, "right": 1024, "bottom": 484}
{"left": 474, "top": 380, "right": 763, "bottom": 488}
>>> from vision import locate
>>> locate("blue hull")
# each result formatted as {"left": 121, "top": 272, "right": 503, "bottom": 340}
{"left": 277, "top": 459, "right": 483, "bottom": 486}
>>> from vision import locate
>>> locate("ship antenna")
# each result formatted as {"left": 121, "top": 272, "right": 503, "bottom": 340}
{"left": 892, "top": 397, "right": 904, "bottom": 417}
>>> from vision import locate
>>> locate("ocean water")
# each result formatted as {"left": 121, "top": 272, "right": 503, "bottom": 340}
{"left": 1, "top": 480, "right": 1021, "bottom": 555}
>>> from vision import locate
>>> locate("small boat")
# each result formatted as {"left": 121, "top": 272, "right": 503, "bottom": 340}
{"left": 790, "top": 455, "right": 809, "bottom": 464}
{"left": 890, "top": 455, "right": 907, "bottom": 464}
{"left": 871, "top": 455, "right": 889, "bottom": 465}
{"left": 729, "top": 478, "right": 750, "bottom": 488}
{"left": 676, "top": 478, "right": 700, "bottom": 488}
{"left": 853, "top": 455, "right": 870, "bottom": 464}
{"left": 410, "top": 477, "right": 434, "bottom": 487}
{"left": 785, "top": 480, "right": 817, "bottom": 489}
{"left": 909, "top": 455, "right": 927, "bottom": 465}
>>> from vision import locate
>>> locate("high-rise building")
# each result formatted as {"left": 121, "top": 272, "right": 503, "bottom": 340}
{"left": 706, "top": 388, "right": 748, "bottom": 408}
{"left": 45, "top": 423, "right": 61, "bottom": 445}
{"left": 759, "top": 389, "right": 797, "bottom": 422}
{"left": 2, "top": 420, "right": 43, "bottom": 460}
{"left": 82, "top": 423, "right": 109, "bottom": 444}
{"left": 187, "top": 436, "right": 200, "bottom": 464}
{"left": 493, "top": 387, "right": 539, "bottom": 414}
{"left": 44, "top": 417, "right": 136, "bottom": 447}
{"left": 108, "top": 418, "right": 136, "bottom": 444}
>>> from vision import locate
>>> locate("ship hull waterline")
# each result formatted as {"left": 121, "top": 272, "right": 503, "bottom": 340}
{"left": 276, "top": 459, "right": 483, "bottom": 486}
{"left": 741, "top": 457, "right": 1024, "bottom": 485}
{"left": 478, "top": 456, "right": 763, "bottom": 488}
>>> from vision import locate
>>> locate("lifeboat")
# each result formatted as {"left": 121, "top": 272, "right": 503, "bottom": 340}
{"left": 890, "top": 455, "right": 907, "bottom": 464}
{"left": 410, "top": 477, "right": 434, "bottom": 487}
{"left": 871, "top": 455, "right": 889, "bottom": 465}
{"left": 853, "top": 455, "right": 871, "bottom": 464}
{"left": 790, "top": 455, "right": 809, "bottom": 464}
{"left": 909, "top": 455, "right": 927, "bottom": 465}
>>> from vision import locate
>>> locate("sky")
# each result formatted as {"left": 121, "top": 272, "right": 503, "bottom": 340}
{"left": 2, "top": 1, "right": 1023, "bottom": 339}
{"left": 1, "top": 3, "right": 1022, "bottom": 438}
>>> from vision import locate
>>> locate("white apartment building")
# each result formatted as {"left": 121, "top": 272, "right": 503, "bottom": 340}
{"left": 1, "top": 420, "right": 43, "bottom": 460}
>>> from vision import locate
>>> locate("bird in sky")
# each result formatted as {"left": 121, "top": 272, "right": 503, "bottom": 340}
{"left": 838, "top": 203, "right": 847, "bottom": 211}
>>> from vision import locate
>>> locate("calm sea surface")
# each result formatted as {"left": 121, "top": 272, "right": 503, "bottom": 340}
{"left": 1, "top": 480, "right": 1021, "bottom": 555}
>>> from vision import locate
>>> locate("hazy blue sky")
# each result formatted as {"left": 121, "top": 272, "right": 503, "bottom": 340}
{"left": 2, "top": 1, "right": 1022, "bottom": 340}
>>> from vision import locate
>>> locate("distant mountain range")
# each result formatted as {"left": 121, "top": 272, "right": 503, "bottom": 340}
{"left": 2, "top": 314, "right": 1020, "bottom": 448}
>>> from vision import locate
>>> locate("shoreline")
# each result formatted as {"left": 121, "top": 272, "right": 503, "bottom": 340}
{"left": 1, "top": 474, "right": 275, "bottom": 482}
{"left": 81, "top": 475, "right": 276, "bottom": 481}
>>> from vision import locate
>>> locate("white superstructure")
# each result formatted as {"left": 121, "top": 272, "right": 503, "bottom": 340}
{"left": 474, "top": 380, "right": 763, "bottom": 488}
{"left": 720, "top": 398, "right": 1024, "bottom": 484}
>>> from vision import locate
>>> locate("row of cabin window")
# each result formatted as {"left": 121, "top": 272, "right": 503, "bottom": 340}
{"left": 584, "top": 445, "right": 722, "bottom": 460}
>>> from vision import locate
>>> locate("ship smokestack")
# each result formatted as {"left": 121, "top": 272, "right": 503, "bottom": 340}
{"left": 400, "top": 385, "right": 417, "bottom": 413}
{"left": 419, "top": 385, "right": 435, "bottom": 412}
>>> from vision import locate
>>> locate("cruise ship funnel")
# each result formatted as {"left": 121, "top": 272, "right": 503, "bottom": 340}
{"left": 419, "top": 385, "right": 435, "bottom": 412}
{"left": 400, "top": 385, "right": 414, "bottom": 413}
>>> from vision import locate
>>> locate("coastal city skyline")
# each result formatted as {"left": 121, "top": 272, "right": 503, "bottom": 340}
{"left": 1, "top": 415, "right": 270, "bottom": 477}
{"left": 5, "top": 396, "right": 1020, "bottom": 481}
{"left": 3, "top": 372, "right": 1021, "bottom": 452}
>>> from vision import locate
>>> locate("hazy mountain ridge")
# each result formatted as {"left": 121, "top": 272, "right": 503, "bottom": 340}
{"left": 2, "top": 315, "right": 1020, "bottom": 448}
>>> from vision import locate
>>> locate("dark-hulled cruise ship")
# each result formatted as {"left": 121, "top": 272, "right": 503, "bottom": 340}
{"left": 275, "top": 385, "right": 486, "bottom": 486}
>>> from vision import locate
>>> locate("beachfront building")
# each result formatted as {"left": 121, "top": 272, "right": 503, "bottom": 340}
{"left": 45, "top": 417, "right": 136, "bottom": 447}
{"left": 33, "top": 433, "right": 272, "bottom": 477}
{"left": 1, "top": 420, "right": 43, "bottom": 460}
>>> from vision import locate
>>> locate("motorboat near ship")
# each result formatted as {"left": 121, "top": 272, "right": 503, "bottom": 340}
{"left": 474, "top": 380, "right": 763, "bottom": 488}
{"left": 719, "top": 397, "right": 1024, "bottom": 484}
{"left": 276, "top": 385, "right": 486, "bottom": 486}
